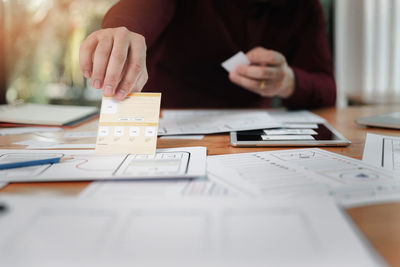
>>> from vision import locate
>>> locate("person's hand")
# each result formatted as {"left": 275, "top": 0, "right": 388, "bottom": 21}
{"left": 229, "top": 47, "right": 295, "bottom": 98}
{"left": 79, "top": 27, "right": 148, "bottom": 100}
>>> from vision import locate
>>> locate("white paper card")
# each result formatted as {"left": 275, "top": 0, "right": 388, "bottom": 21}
{"left": 261, "top": 135, "right": 315, "bottom": 141}
{"left": 96, "top": 93, "right": 161, "bottom": 154}
{"left": 160, "top": 135, "right": 205, "bottom": 140}
{"left": 0, "top": 127, "right": 63, "bottom": 136}
{"left": 263, "top": 129, "right": 317, "bottom": 135}
{"left": 63, "top": 131, "right": 97, "bottom": 138}
{"left": 282, "top": 123, "right": 319, "bottom": 129}
{"left": 159, "top": 109, "right": 280, "bottom": 135}
{"left": 221, "top": 51, "right": 250, "bottom": 72}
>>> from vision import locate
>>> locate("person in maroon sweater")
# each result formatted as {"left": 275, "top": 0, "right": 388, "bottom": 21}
{"left": 79, "top": 0, "right": 336, "bottom": 109}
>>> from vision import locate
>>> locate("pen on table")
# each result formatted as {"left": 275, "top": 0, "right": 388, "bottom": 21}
{"left": 0, "top": 157, "right": 69, "bottom": 170}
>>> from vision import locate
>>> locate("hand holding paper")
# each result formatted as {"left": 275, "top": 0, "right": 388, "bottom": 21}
{"left": 225, "top": 48, "right": 295, "bottom": 98}
{"left": 79, "top": 27, "right": 148, "bottom": 99}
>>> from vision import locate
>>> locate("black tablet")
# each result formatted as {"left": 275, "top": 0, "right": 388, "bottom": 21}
{"left": 230, "top": 122, "right": 351, "bottom": 147}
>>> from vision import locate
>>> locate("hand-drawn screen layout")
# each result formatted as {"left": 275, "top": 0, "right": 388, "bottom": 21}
{"left": 363, "top": 133, "right": 400, "bottom": 172}
{"left": 382, "top": 137, "right": 400, "bottom": 171}
{"left": 208, "top": 148, "right": 398, "bottom": 206}
{"left": 0, "top": 147, "right": 206, "bottom": 182}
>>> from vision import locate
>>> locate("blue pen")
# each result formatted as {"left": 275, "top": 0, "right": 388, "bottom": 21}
{"left": 0, "top": 157, "right": 62, "bottom": 170}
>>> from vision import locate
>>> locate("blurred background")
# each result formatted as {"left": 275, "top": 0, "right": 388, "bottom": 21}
{"left": 0, "top": 0, "right": 116, "bottom": 106}
{"left": 0, "top": 0, "right": 399, "bottom": 107}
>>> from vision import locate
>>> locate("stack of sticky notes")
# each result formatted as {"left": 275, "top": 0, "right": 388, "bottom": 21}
{"left": 95, "top": 93, "right": 161, "bottom": 154}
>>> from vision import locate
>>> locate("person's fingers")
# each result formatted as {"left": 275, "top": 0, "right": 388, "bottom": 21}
{"left": 114, "top": 36, "right": 147, "bottom": 100}
{"left": 114, "top": 70, "right": 148, "bottom": 100}
{"left": 91, "top": 34, "right": 113, "bottom": 89}
{"left": 102, "top": 28, "right": 130, "bottom": 96}
{"left": 247, "top": 47, "right": 285, "bottom": 66}
{"left": 229, "top": 71, "right": 276, "bottom": 97}
{"left": 79, "top": 33, "right": 98, "bottom": 78}
{"left": 229, "top": 71, "right": 261, "bottom": 93}
{"left": 236, "top": 64, "right": 284, "bottom": 81}
{"left": 135, "top": 69, "right": 148, "bottom": 92}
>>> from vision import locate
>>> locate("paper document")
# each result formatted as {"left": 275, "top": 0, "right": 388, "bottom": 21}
{"left": 263, "top": 129, "right": 317, "bottom": 135}
{"left": 363, "top": 133, "right": 400, "bottom": 172}
{"left": 160, "top": 135, "right": 204, "bottom": 140}
{"left": 0, "top": 127, "right": 63, "bottom": 136}
{"left": 63, "top": 131, "right": 97, "bottom": 138}
{"left": 268, "top": 110, "right": 326, "bottom": 123}
{"left": 96, "top": 93, "right": 161, "bottom": 154}
{"left": 14, "top": 140, "right": 61, "bottom": 147}
{"left": 352, "top": 133, "right": 400, "bottom": 206}
{"left": 13, "top": 140, "right": 95, "bottom": 149}
{"left": 221, "top": 51, "right": 250, "bottom": 72}
{"left": 0, "top": 147, "right": 206, "bottom": 182}
{"left": 0, "top": 196, "right": 383, "bottom": 267}
{"left": 80, "top": 174, "right": 237, "bottom": 200}
{"left": 158, "top": 109, "right": 326, "bottom": 135}
{"left": 158, "top": 109, "right": 281, "bottom": 135}
{"left": 282, "top": 123, "right": 319, "bottom": 129}
{"left": 29, "top": 144, "right": 96, "bottom": 149}
{"left": 0, "top": 103, "right": 97, "bottom": 126}
{"left": 208, "top": 148, "right": 398, "bottom": 206}
{"left": 261, "top": 135, "right": 315, "bottom": 141}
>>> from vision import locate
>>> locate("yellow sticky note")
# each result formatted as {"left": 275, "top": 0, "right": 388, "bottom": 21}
{"left": 95, "top": 93, "right": 161, "bottom": 154}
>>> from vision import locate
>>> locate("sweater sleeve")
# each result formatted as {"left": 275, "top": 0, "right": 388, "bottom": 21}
{"left": 282, "top": 0, "right": 336, "bottom": 109}
{"left": 102, "top": 0, "right": 176, "bottom": 50}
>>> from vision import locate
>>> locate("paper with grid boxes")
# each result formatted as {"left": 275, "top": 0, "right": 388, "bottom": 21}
{"left": 95, "top": 93, "right": 161, "bottom": 154}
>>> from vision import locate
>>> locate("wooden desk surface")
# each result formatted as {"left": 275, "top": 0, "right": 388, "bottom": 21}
{"left": 1, "top": 105, "right": 400, "bottom": 266}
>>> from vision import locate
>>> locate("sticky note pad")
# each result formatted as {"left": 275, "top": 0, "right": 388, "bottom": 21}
{"left": 221, "top": 51, "right": 250, "bottom": 72}
{"left": 95, "top": 93, "right": 161, "bottom": 154}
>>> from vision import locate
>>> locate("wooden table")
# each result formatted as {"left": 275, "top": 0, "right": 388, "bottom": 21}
{"left": 1, "top": 105, "right": 400, "bottom": 266}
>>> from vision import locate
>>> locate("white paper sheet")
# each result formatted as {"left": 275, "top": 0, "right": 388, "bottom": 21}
{"left": 0, "top": 196, "right": 383, "bottom": 267}
{"left": 221, "top": 51, "right": 250, "bottom": 72}
{"left": 353, "top": 133, "right": 400, "bottom": 206}
{"left": 0, "top": 183, "right": 7, "bottom": 190}
{"left": 207, "top": 148, "right": 398, "bottom": 207}
{"left": 363, "top": 133, "right": 400, "bottom": 172}
{"left": 261, "top": 135, "right": 315, "bottom": 141}
{"left": 158, "top": 109, "right": 326, "bottom": 135}
{"left": 13, "top": 140, "right": 61, "bottom": 147}
{"left": 282, "top": 123, "right": 319, "bottom": 129}
{"left": 263, "top": 129, "right": 318, "bottom": 135}
{"left": 28, "top": 144, "right": 96, "bottom": 149}
{"left": 158, "top": 109, "right": 281, "bottom": 135}
{"left": 0, "top": 147, "right": 206, "bottom": 182}
{"left": 13, "top": 140, "right": 96, "bottom": 149}
{"left": 80, "top": 174, "right": 238, "bottom": 200}
{"left": 268, "top": 110, "right": 326, "bottom": 123}
{"left": 160, "top": 135, "right": 205, "bottom": 140}
{"left": 0, "top": 103, "right": 98, "bottom": 126}
{"left": 0, "top": 127, "right": 63, "bottom": 136}
{"left": 63, "top": 131, "right": 97, "bottom": 138}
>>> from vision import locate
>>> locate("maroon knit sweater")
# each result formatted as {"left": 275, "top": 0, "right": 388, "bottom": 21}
{"left": 102, "top": 0, "right": 336, "bottom": 109}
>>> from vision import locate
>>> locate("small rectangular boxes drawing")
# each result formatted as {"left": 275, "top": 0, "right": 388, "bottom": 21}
{"left": 96, "top": 93, "right": 161, "bottom": 154}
